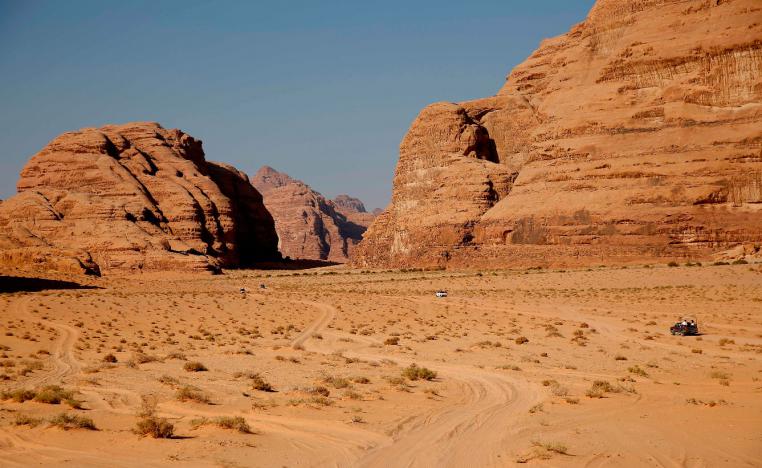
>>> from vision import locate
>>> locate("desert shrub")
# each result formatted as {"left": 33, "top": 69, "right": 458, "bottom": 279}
{"left": 1, "top": 389, "right": 36, "bottom": 403}
{"left": 627, "top": 365, "right": 648, "bottom": 377}
{"left": 183, "top": 361, "right": 207, "bottom": 372}
{"left": 12, "top": 414, "right": 43, "bottom": 427}
{"left": 33, "top": 385, "right": 81, "bottom": 408}
{"left": 515, "top": 336, "right": 529, "bottom": 345}
{"left": 384, "top": 337, "right": 400, "bottom": 345}
{"left": 102, "top": 353, "right": 118, "bottom": 363}
{"left": 135, "top": 416, "right": 174, "bottom": 438}
{"left": 401, "top": 364, "right": 437, "bottom": 381}
{"left": 49, "top": 413, "right": 96, "bottom": 430}
{"left": 130, "top": 352, "right": 160, "bottom": 365}
{"left": 214, "top": 416, "right": 251, "bottom": 433}
{"left": 709, "top": 370, "right": 730, "bottom": 380}
{"left": 718, "top": 338, "right": 735, "bottom": 346}
{"left": 667, "top": 261, "right": 679, "bottom": 267}
{"left": 585, "top": 380, "right": 615, "bottom": 398}
{"left": 732, "top": 259, "right": 748, "bottom": 265}
{"left": 614, "top": 355, "right": 627, "bottom": 361}
{"left": 175, "top": 385, "right": 210, "bottom": 404}
{"left": 323, "top": 375, "right": 351, "bottom": 389}
{"left": 303, "top": 386, "right": 330, "bottom": 397}
{"left": 250, "top": 373, "right": 274, "bottom": 392}
{"left": 351, "top": 376, "right": 370, "bottom": 384}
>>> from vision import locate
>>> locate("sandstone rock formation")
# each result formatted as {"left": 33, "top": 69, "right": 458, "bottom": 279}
{"left": 354, "top": 0, "right": 762, "bottom": 269}
{"left": 252, "top": 166, "right": 376, "bottom": 262}
{"left": 0, "top": 122, "right": 280, "bottom": 275}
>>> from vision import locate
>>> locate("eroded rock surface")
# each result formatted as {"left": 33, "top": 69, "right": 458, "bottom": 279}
{"left": 355, "top": 0, "right": 762, "bottom": 268}
{"left": 252, "top": 166, "right": 376, "bottom": 262}
{"left": 0, "top": 122, "right": 280, "bottom": 274}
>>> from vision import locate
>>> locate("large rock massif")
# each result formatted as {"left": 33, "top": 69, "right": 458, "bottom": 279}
{"left": 354, "top": 0, "right": 762, "bottom": 268}
{"left": 0, "top": 122, "right": 280, "bottom": 275}
{"left": 252, "top": 166, "right": 376, "bottom": 262}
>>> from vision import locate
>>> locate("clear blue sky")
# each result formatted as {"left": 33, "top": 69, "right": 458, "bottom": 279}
{"left": 0, "top": 0, "right": 594, "bottom": 209}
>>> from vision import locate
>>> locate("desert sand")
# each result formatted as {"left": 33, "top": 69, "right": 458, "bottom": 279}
{"left": 1, "top": 263, "right": 760, "bottom": 467}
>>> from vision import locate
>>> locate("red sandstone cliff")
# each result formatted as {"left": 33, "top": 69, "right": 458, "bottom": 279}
{"left": 0, "top": 122, "right": 280, "bottom": 275}
{"left": 252, "top": 166, "right": 376, "bottom": 262}
{"left": 354, "top": 0, "right": 762, "bottom": 268}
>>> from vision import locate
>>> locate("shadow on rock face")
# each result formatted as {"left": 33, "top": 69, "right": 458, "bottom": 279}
{"left": 0, "top": 276, "right": 102, "bottom": 293}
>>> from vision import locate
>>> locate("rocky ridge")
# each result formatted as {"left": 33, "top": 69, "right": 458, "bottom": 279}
{"left": 252, "top": 166, "right": 376, "bottom": 262}
{"left": 354, "top": 0, "right": 762, "bottom": 268}
{"left": 0, "top": 122, "right": 280, "bottom": 275}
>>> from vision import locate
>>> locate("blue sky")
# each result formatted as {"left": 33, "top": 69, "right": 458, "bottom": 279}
{"left": 0, "top": 0, "right": 594, "bottom": 209}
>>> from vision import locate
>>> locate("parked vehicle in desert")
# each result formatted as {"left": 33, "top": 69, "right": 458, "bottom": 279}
{"left": 435, "top": 290, "right": 448, "bottom": 298}
{"left": 670, "top": 318, "right": 699, "bottom": 336}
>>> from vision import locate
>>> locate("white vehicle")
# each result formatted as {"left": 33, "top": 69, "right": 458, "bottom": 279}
{"left": 435, "top": 290, "right": 448, "bottom": 298}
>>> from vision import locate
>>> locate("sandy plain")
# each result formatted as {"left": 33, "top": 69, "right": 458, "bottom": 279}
{"left": 0, "top": 263, "right": 760, "bottom": 467}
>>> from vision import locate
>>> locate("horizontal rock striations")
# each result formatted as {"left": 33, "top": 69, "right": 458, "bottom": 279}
{"left": 252, "top": 166, "right": 376, "bottom": 262}
{"left": 0, "top": 122, "right": 280, "bottom": 275}
{"left": 354, "top": 0, "right": 762, "bottom": 269}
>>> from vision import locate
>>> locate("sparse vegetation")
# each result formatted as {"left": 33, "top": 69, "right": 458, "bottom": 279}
{"left": 49, "top": 413, "right": 96, "bottom": 430}
{"left": 183, "top": 361, "right": 207, "bottom": 372}
{"left": 401, "top": 364, "right": 437, "bottom": 381}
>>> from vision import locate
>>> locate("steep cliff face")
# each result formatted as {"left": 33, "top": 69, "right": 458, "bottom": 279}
{"left": 355, "top": 0, "right": 762, "bottom": 268}
{"left": 252, "top": 166, "right": 376, "bottom": 262}
{"left": 0, "top": 122, "right": 280, "bottom": 274}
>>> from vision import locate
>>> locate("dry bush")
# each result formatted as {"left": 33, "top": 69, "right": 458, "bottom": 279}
{"left": 183, "top": 361, "right": 207, "bottom": 372}
{"left": 102, "top": 353, "right": 117, "bottom": 363}
{"left": 176, "top": 385, "right": 210, "bottom": 404}
{"left": 515, "top": 336, "right": 529, "bottom": 345}
{"left": 627, "top": 365, "right": 648, "bottom": 377}
{"left": 402, "top": 364, "right": 437, "bottom": 381}
{"left": 12, "top": 414, "right": 43, "bottom": 427}
{"left": 33, "top": 385, "right": 82, "bottom": 408}
{"left": 1, "top": 389, "right": 36, "bottom": 403}
{"left": 49, "top": 413, "right": 96, "bottom": 430}
{"left": 135, "top": 417, "right": 174, "bottom": 438}
{"left": 250, "top": 373, "right": 274, "bottom": 392}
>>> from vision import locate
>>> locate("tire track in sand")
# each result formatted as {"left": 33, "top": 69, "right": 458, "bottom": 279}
{"left": 291, "top": 300, "right": 540, "bottom": 468}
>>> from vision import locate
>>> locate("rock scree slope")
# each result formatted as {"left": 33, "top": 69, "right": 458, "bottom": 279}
{"left": 354, "top": 0, "right": 762, "bottom": 269}
{"left": 0, "top": 122, "right": 281, "bottom": 275}
{"left": 252, "top": 166, "right": 377, "bottom": 262}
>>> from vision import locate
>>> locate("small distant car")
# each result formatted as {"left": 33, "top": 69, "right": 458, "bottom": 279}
{"left": 435, "top": 290, "right": 448, "bottom": 298}
{"left": 670, "top": 318, "right": 699, "bottom": 336}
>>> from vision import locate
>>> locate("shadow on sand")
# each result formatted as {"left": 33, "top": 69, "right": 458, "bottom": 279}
{"left": 0, "top": 276, "right": 101, "bottom": 294}
{"left": 249, "top": 259, "right": 342, "bottom": 271}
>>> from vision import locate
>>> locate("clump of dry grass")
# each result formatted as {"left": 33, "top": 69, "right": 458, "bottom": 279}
{"left": 134, "top": 395, "right": 174, "bottom": 438}
{"left": 249, "top": 373, "right": 274, "bottom": 392}
{"left": 191, "top": 416, "right": 252, "bottom": 433}
{"left": 401, "top": 364, "right": 437, "bottom": 381}
{"left": 33, "top": 385, "right": 82, "bottom": 408}
{"left": 176, "top": 385, "right": 210, "bottom": 404}
{"left": 12, "top": 414, "right": 43, "bottom": 428}
{"left": 183, "top": 361, "right": 207, "bottom": 372}
{"left": 585, "top": 380, "right": 618, "bottom": 398}
{"left": 516, "top": 441, "right": 569, "bottom": 463}
{"left": 49, "top": 413, "right": 96, "bottom": 430}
